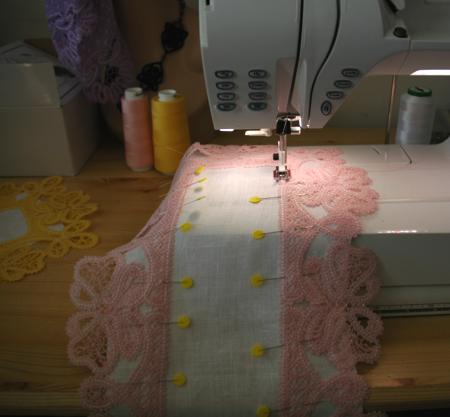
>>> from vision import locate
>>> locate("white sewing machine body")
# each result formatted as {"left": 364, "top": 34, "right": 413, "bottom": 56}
{"left": 200, "top": 0, "right": 450, "bottom": 130}
{"left": 200, "top": 0, "right": 450, "bottom": 315}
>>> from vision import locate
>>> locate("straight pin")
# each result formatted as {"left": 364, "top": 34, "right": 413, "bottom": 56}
{"left": 251, "top": 229, "right": 281, "bottom": 240}
{"left": 179, "top": 222, "right": 193, "bottom": 233}
{"left": 188, "top": 177, "right": 207, "bottom": 186}
{"left": 118, "top": 374, "right": 187, "bottom": 387}
{"left": 173, "top": 276, "right": 194, "bottom": 289}
{"left": 158, "top": 177, "right": 207, "bottom": 198}
{"left": 250, "top": 343, "right": 284, "bottom": 358}
{"left": 184, "top": 196, "right": 206, "bottom": 205}
{"left": 250, "top": 274, "right": 284, "bottom": 287}
{"left": 194, "top": 165, "right": 205, "bottom": 175}
{"left": 252, "top": 224, "right": 314, "bottom": 240}
{"left": 154, "top": 222, "right": 195, "bottom": 239}
{"left": 132, "top": 276, "right": 193, "bottom": 288}
{"left": 165, "top": 315, "right": 192, "bottom": 329}
{"left": 161, "top": 372, "right": 187, "bottom": 387}
{"left": 248, "top": 195, "right": 280, "bottom": 204}
{"left": 256, "top": 405, "right": 292, "bottom": 417}
{"left": 129, "top": 315, "right": 192, "bottom": 329}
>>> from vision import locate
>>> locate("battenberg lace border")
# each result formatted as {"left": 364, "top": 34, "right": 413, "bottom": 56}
{"left": 68, "top": 143, "right": 383, "bottom": 416}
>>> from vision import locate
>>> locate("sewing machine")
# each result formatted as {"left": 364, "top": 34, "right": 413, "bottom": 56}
{"left": 199, "top": 0, "right": 450, "bottom": 316}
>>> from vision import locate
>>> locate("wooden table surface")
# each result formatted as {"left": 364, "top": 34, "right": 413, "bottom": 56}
{"left": 1, "top": 129, "right": 450, "bottom": 415}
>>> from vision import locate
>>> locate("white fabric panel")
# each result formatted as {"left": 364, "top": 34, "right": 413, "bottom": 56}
{"left": 111, "top": 166, "right": 338, "bottom": 416}
{"left": 167, "top": 166, "right": 281, "bottom": 417}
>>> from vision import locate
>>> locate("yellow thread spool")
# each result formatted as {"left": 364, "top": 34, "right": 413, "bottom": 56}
{"left": 152, "top": 89, "right": 191, "bottom": 175}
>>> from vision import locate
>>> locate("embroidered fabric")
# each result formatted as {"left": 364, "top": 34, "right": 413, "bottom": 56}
{"left": 0, "top": 176, "right": 98, "bottom": 282}
{"left": 67, "top": 144, "right": 383, "bottom": 416}
{"left": 45, "top": 0, "right": 135, "bottom": 103}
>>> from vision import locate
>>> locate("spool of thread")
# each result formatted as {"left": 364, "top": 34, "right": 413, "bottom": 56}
{"left": 396, "top": 86, "right": 435, "bottom": 145}
{"left": 152, "top": 89, "right": 191, "bottom": 175}
{"left": 121, "top": 87, "right": 154, "bottom": 172}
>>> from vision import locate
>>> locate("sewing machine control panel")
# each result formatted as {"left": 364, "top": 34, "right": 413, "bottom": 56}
{"left": 200, "top": 0, "right": 299, "bottom": 129}
{"left": 214, "top": 69, "right": 271, "bottom": 114}
{"left": 318, "top": 68, "right": 361, "bottom": 116}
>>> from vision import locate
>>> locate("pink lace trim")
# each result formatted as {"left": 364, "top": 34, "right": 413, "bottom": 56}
{"left": 279, "top": 148, "right": 383, "bottom": 416}
{"left": 67, "top": 143, "right": 383, "bottom": 416}
{"left": 68, "top": 155, "right": 198, "bottom": 416}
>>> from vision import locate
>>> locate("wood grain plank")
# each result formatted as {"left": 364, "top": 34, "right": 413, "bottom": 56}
{"left": 361, "top": 316, "right": 450, "bottom": 410}
{"left": 0, "top": 146, "right": 171, "bottom": 415}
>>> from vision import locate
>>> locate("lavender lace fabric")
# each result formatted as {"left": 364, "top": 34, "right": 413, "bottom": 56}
{"left": 45, "top": 0, "right": 135, "bottom": 103}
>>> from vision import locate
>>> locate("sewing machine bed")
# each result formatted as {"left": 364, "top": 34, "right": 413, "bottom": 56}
{"left": 66, "top": 140, "right": 450, "bottom": 416}
{"left": 343, "top": 140, "right": 450, "bottom": 315}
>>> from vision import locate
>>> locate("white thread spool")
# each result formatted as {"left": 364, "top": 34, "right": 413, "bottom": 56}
{"left": 396, "top": 86, "right": 435, "bottom": 145}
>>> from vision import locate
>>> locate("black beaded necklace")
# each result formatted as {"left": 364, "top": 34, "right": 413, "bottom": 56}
{"left": 137, "top": 0, "right": 188, "bottom": 92}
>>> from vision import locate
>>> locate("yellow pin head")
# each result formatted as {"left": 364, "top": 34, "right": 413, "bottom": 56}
{"left": 181, "top": 276, "right": 194, "bottom": 289}
{"left": 250, "top": 343, "right": 265, "bottom": 358}
{"left": 197, "top": 177, "right": 207, "bottom": 183}
{"left": 256, "top": 405, "right": 271, "bottom": 417}
{"left": 179, "top": 222, "right": 193, "bottom": 233}
{"left": 252, "top": 229, "right": 266, "bottom": 240}
{"left": 249, "top": 196, "right": 262, "bottom": 204}
{"left": 177, "top": 315, "right": 191, "bottom": 329}
{"left": 172, "top": 372, "right": 187, "bottom": 387}
{"left": 194, "top": 166, "right": 205, "bottom": 175}
{"left": 251, "top": 274, "right": 265, "bottom": 288}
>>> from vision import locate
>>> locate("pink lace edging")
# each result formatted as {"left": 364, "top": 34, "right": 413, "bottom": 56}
{"left": 66, "top": 142, "right": 384, "bottom": 416}
{"left": 67, "top": 152, "right": 199, "bottom": 416}
{"left": 279, "top": 148, "right": 383, "bottom": 417}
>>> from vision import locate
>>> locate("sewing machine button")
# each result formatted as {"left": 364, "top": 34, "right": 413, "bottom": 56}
{"left": 248, "top": 69, "right": 268, "bottom": 79}
{"left": 326, "top": 91, "right": 345, "bottom": 100}
{"left": 320, "top": 100, "right": 332, "bottom": 116}
{"left": 216, "top": 82, "right": 236, "bottom": 90}
{"left": 249, "top": 81, "right": 268, "bottom": 90}
{"left": 215, "top": 70, "right": 235, "bottom": 79}
{"left": 334, "top": 80, "right": 354, "bottom": 89}
{"left": 217, "top": 92, "right": 236, "bottom": 101}
{"left": 248, "top": 102, "right": 267, "bottom": 111}
{"left": 341, "top": 68, "right": 361, "bottom": 78}
{"left": 217, "top": 102, "right": 236, "bottom": 111}
{"left": 249, "top": 92, "right": 267, "bottom": 101}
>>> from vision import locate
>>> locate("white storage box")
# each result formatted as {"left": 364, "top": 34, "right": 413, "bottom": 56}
{"left": 0, "top": 42, "right": 99, "bottom": 176}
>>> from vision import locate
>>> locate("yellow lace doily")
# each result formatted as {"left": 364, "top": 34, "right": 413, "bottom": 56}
{"left": 0, "top": 177, "right": 98, "bottom": 282}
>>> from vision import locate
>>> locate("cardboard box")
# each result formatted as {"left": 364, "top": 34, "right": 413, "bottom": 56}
{"left": 0, "top": 42, "right": 99, "bottom": 176}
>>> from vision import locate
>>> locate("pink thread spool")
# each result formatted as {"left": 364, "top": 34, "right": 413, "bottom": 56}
{"left": 121, "top": 87, "right": 154, "bottom": 172}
